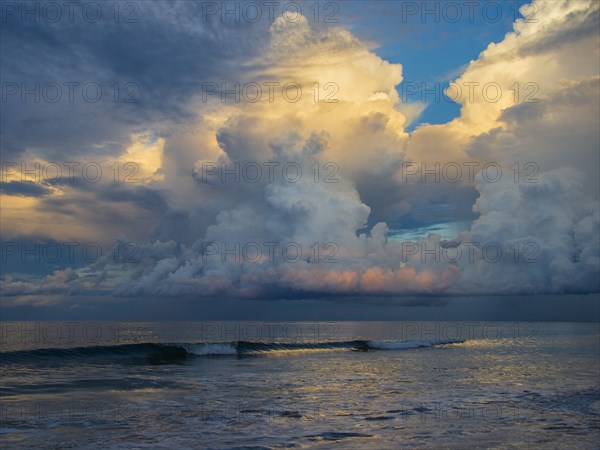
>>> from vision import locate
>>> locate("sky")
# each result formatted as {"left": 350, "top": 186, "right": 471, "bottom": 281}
{"left": 1, "top": 0, "right": 599, "bottom": 320}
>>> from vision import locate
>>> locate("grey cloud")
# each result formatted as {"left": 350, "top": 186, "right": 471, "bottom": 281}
{"left": 96, "top": 184, "right": 168, "bottom": 212}
{"left": 0, "top": 181, "right": 51, "bottom": 197}
{"left": 517, "top": 5, "right": 599, "bottom": 57}
{"left": 1, "top": 1, "right": 271, "bottom": 160}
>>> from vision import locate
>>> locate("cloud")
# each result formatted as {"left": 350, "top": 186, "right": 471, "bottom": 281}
{"left": 0, "top": 181, "right": 52, "bottom": 197}
{"left": 0, "top": 268, "right": 80, "bottom": 297}
{"left": 0, "top": 1, "right": 270, "bottom": 160}
{"left": 2, "top": 1, "right": 598, "bottom": 305}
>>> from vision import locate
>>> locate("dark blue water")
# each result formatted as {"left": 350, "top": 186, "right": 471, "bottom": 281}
{"left": 1, "top": 322, "right": 599, "bottom": 449}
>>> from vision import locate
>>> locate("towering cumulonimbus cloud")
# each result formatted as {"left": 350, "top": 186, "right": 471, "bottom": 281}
{"left": 108, "top": 2, "right": 599, "bottom": 299}
{"left": 1, "top": 0, "right": 598, "bottom": 303}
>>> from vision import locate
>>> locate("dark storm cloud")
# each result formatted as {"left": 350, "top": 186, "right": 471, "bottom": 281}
{"left": 35, "top": 186, "right": 166, "bottom": 219}
{"left": 0, "top": 1, "right": 271, "bottom": 160}
{"left": 23, "top": 179, "right": 168, "bottom": 215}
{"left": 0, "top": 180, "right": 51, "bottom": 197}
{"left": 95, "top": 184, "right": 168, "bottom": 212}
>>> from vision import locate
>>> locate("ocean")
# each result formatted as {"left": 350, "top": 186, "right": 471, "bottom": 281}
{"left": 1, "top": 321, "right": 599, "bottom": 449}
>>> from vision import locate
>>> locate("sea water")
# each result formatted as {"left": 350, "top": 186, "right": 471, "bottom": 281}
{"left": 1, "top": 321, "right": 598, "bottom": 449}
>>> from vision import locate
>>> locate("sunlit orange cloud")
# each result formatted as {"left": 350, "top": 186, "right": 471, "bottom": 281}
{"left": 269, "top": 264, "right": 460, "bottom": 295}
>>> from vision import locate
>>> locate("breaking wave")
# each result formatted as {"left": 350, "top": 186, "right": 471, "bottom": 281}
{"left": 0, "top": 339, "right": 464, "bottom": 365}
